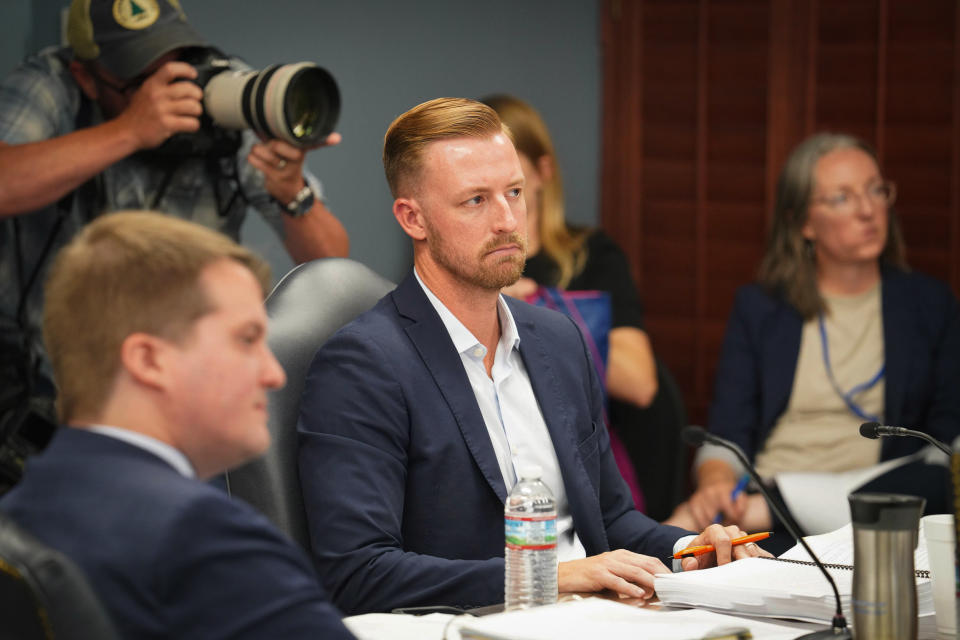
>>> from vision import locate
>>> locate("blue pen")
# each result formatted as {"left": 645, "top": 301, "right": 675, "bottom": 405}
{"left": 713, "top": 474, "right": 750, "bottom": 524}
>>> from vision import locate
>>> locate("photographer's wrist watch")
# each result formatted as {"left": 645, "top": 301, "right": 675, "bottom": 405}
{"left": 281, "top": 184, "right": 315, "bottom": 218}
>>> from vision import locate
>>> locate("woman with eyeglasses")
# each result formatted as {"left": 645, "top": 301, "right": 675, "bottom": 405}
{"left": 666, "top": 132, "right": 960, "bottom": 552}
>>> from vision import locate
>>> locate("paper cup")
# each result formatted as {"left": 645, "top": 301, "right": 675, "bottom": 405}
{"left": 922, "top": 514, "right": 957, "bottom": 639}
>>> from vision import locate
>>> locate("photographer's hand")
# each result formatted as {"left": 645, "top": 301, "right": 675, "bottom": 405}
{"left": 0, "top": 58, "right": 202, "bottom": 218}
{"left": 116, "top": 61, "right": 204, "bottom": 150}
{"left": 249, "top": 138, "right": 312, "bottom": 205}
{"left": 248, "top": 135, "right": 349, "bottom": 261}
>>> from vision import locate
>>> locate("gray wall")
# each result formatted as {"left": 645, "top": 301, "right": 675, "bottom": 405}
{"left": 1, "top": 3, "right": 32, "bottom": 72}
{"left": 3, "top": 0, "right": 601, "bottom": 285}
{"left": 1, "top": 1, "right": 62, "bottom": 75}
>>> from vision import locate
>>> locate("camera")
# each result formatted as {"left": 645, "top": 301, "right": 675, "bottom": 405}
{"left": 0, "top": 343, "right": 56, "bottom": 495}
{"left": 156, "top": 47, "right": 341, "bottom": 157}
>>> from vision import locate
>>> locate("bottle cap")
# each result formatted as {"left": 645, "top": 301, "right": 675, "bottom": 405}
{"left": 518, "top": 464, "right": 543, "bottom": 480}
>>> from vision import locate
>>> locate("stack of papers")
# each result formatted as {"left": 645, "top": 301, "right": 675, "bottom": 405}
{"left": 654, "top": 524, "right": 936, "bottom": 638}
{"left": 655, "top": 557, "right": 856, "bottom": 621}
{"left": 778, "top": 522, "right": 930, "bottom": 569}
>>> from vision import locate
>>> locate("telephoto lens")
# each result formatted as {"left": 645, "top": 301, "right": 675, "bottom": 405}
{"left": 203, "top": 62, "right": 340, "bottom": 148}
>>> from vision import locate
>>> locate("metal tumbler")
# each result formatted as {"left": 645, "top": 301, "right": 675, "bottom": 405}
{"left": 849, "top": 492, "right": 925, "bottom": 640}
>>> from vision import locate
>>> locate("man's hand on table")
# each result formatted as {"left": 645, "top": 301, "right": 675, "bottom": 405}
{"left": 559, "top": 550, "right": 671, "bottom": 600}
{"left": 557, "top": 524, "right": 772, "bottom": 601}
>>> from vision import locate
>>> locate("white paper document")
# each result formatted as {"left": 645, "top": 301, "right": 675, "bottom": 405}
{"left": 780, "top": 522, "right": 930, "bottom": 571}
{"left": 344, "top": 612, "right": 459, "bottom": 640}
{"left": 775, "top": 451, "right": 926, "bottom": 534}
{"left": 458, "top": 598, "right": 815, "bottom": 640}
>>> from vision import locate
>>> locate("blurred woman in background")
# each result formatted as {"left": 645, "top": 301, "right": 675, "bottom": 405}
{"left": 668, "top": 132, "right": 959, "bottom": 552}
{"left": 484, "top": 94, "right": 658, "bottom": 510}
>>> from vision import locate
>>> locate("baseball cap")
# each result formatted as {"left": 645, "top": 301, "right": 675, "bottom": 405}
{"left": 67, "top": 0, "right": 207, "bottom": 81}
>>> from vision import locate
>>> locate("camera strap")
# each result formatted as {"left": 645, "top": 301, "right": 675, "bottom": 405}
{"left": 11, "top": 93, "right": 102, "bottom": 404}
{"left": 217, "top": 152, "right": 253, "bottom": 216}
{"left": 145, "top": 150, "right": 249, "bottom": 220}
{"left": 148, "top": 159, "right": 178, "bottom": 210}
{"left": 14, "top": 95, "right": 102, "bottom": 331}
{"left": 0, "top": 94, "right": 97, "bottom": 488}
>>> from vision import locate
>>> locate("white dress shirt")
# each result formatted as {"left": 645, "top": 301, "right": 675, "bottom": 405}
{"left": 84, "top": 424, "right": 195, "bottom": 478}
{"left": 415, "top": 271, "right": 587, "bottom": 562}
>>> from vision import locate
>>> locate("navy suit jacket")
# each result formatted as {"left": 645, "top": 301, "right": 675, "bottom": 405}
{"left": 0, "top": 428, "right": 354, "bottom": 640}
{"left": 708, "top": 266, "right": 960, "bottom": 461}
{"left": 298, "top": 272, "right": 691, "bottom": 615}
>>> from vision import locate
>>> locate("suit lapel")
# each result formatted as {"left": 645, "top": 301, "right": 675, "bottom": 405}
{"left": 392, "top": 273, "right": 508, "bottom": 503}
{"left": 880, "top": 270, "right": 909, "bottom": 432}
{"left": 510, "top": 300, "right": 607, "bottom": 552}
{"left": 512, "top": 310, "right": 578, "bottom": 476}
{"left": 762, "top": 300, "right": 803, "bottom": 430}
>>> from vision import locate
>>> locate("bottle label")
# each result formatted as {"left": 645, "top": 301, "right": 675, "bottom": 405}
{"left": 505, "top": 515, "right": 557, "bottom": 550}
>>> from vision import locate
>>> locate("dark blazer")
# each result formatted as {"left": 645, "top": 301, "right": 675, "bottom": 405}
{"left": 298, "top": 272, "right": 691, "bottom": 615}
{"left": 0, "top": 428, "right": 354, "bottom": 640}
{"left": 708, "top": 266, "right": 960, "bottom": 461}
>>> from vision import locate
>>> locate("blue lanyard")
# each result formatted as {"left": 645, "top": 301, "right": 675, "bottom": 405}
{"left": 817, "top": 313, "right": 884, "bottom": 422}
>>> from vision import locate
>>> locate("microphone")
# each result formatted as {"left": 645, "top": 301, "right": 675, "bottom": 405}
{"left": 859, "top": 421, "right": 951, "bottom": 455}
{"left": 682, "top": 426, "right": 852, "bottom": 639}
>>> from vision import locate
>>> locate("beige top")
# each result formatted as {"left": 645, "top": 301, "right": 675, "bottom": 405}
{"left": 754, "top": 284, "right": 884, "bottom": 479}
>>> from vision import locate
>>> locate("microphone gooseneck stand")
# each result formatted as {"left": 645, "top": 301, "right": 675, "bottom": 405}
{"left": 682, "top": 426, "right": 853, "bottom": 639}
{"left": 858, "top": 421, "right": 952, "bottom": 455}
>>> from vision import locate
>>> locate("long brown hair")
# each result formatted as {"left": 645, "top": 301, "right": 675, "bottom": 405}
{"left": 758, "top": 132, "right": 907, "bottom": 319}
{"left": 482, "top": 94, "right": 589, "bottom": 288}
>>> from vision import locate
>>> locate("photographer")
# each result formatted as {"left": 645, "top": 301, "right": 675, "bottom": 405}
{"left": 0, "top": 0, "right": 348, "bottom": 487}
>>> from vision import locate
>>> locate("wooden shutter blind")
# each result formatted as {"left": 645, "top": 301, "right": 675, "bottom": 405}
{"left": 601, "top": 0, "right": 960, "bottom": 425}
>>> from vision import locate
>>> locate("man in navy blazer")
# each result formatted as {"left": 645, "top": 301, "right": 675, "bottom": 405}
{"left": 0, "top": 212, "right": 354, "bottom": 639}
{"left": 297, "top": 98, "right": 762, "bottom": 615}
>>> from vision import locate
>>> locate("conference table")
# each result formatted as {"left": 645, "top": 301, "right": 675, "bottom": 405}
{"left": 342, "top": 592, "right": 827, "bottom": 640}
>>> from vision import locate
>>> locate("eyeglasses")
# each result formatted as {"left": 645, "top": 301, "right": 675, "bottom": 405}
{"left": 811, "top": 181, "right": 896, "bottom": 215}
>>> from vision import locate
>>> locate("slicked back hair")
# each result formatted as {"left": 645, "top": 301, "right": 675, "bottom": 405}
{"left": 383, "top": 97, "right": 508, "bottom": 198}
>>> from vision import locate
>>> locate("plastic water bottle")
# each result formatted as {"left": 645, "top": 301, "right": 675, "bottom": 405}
{"left": 504, "top": 464, "right": 558, "bottom": 610}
